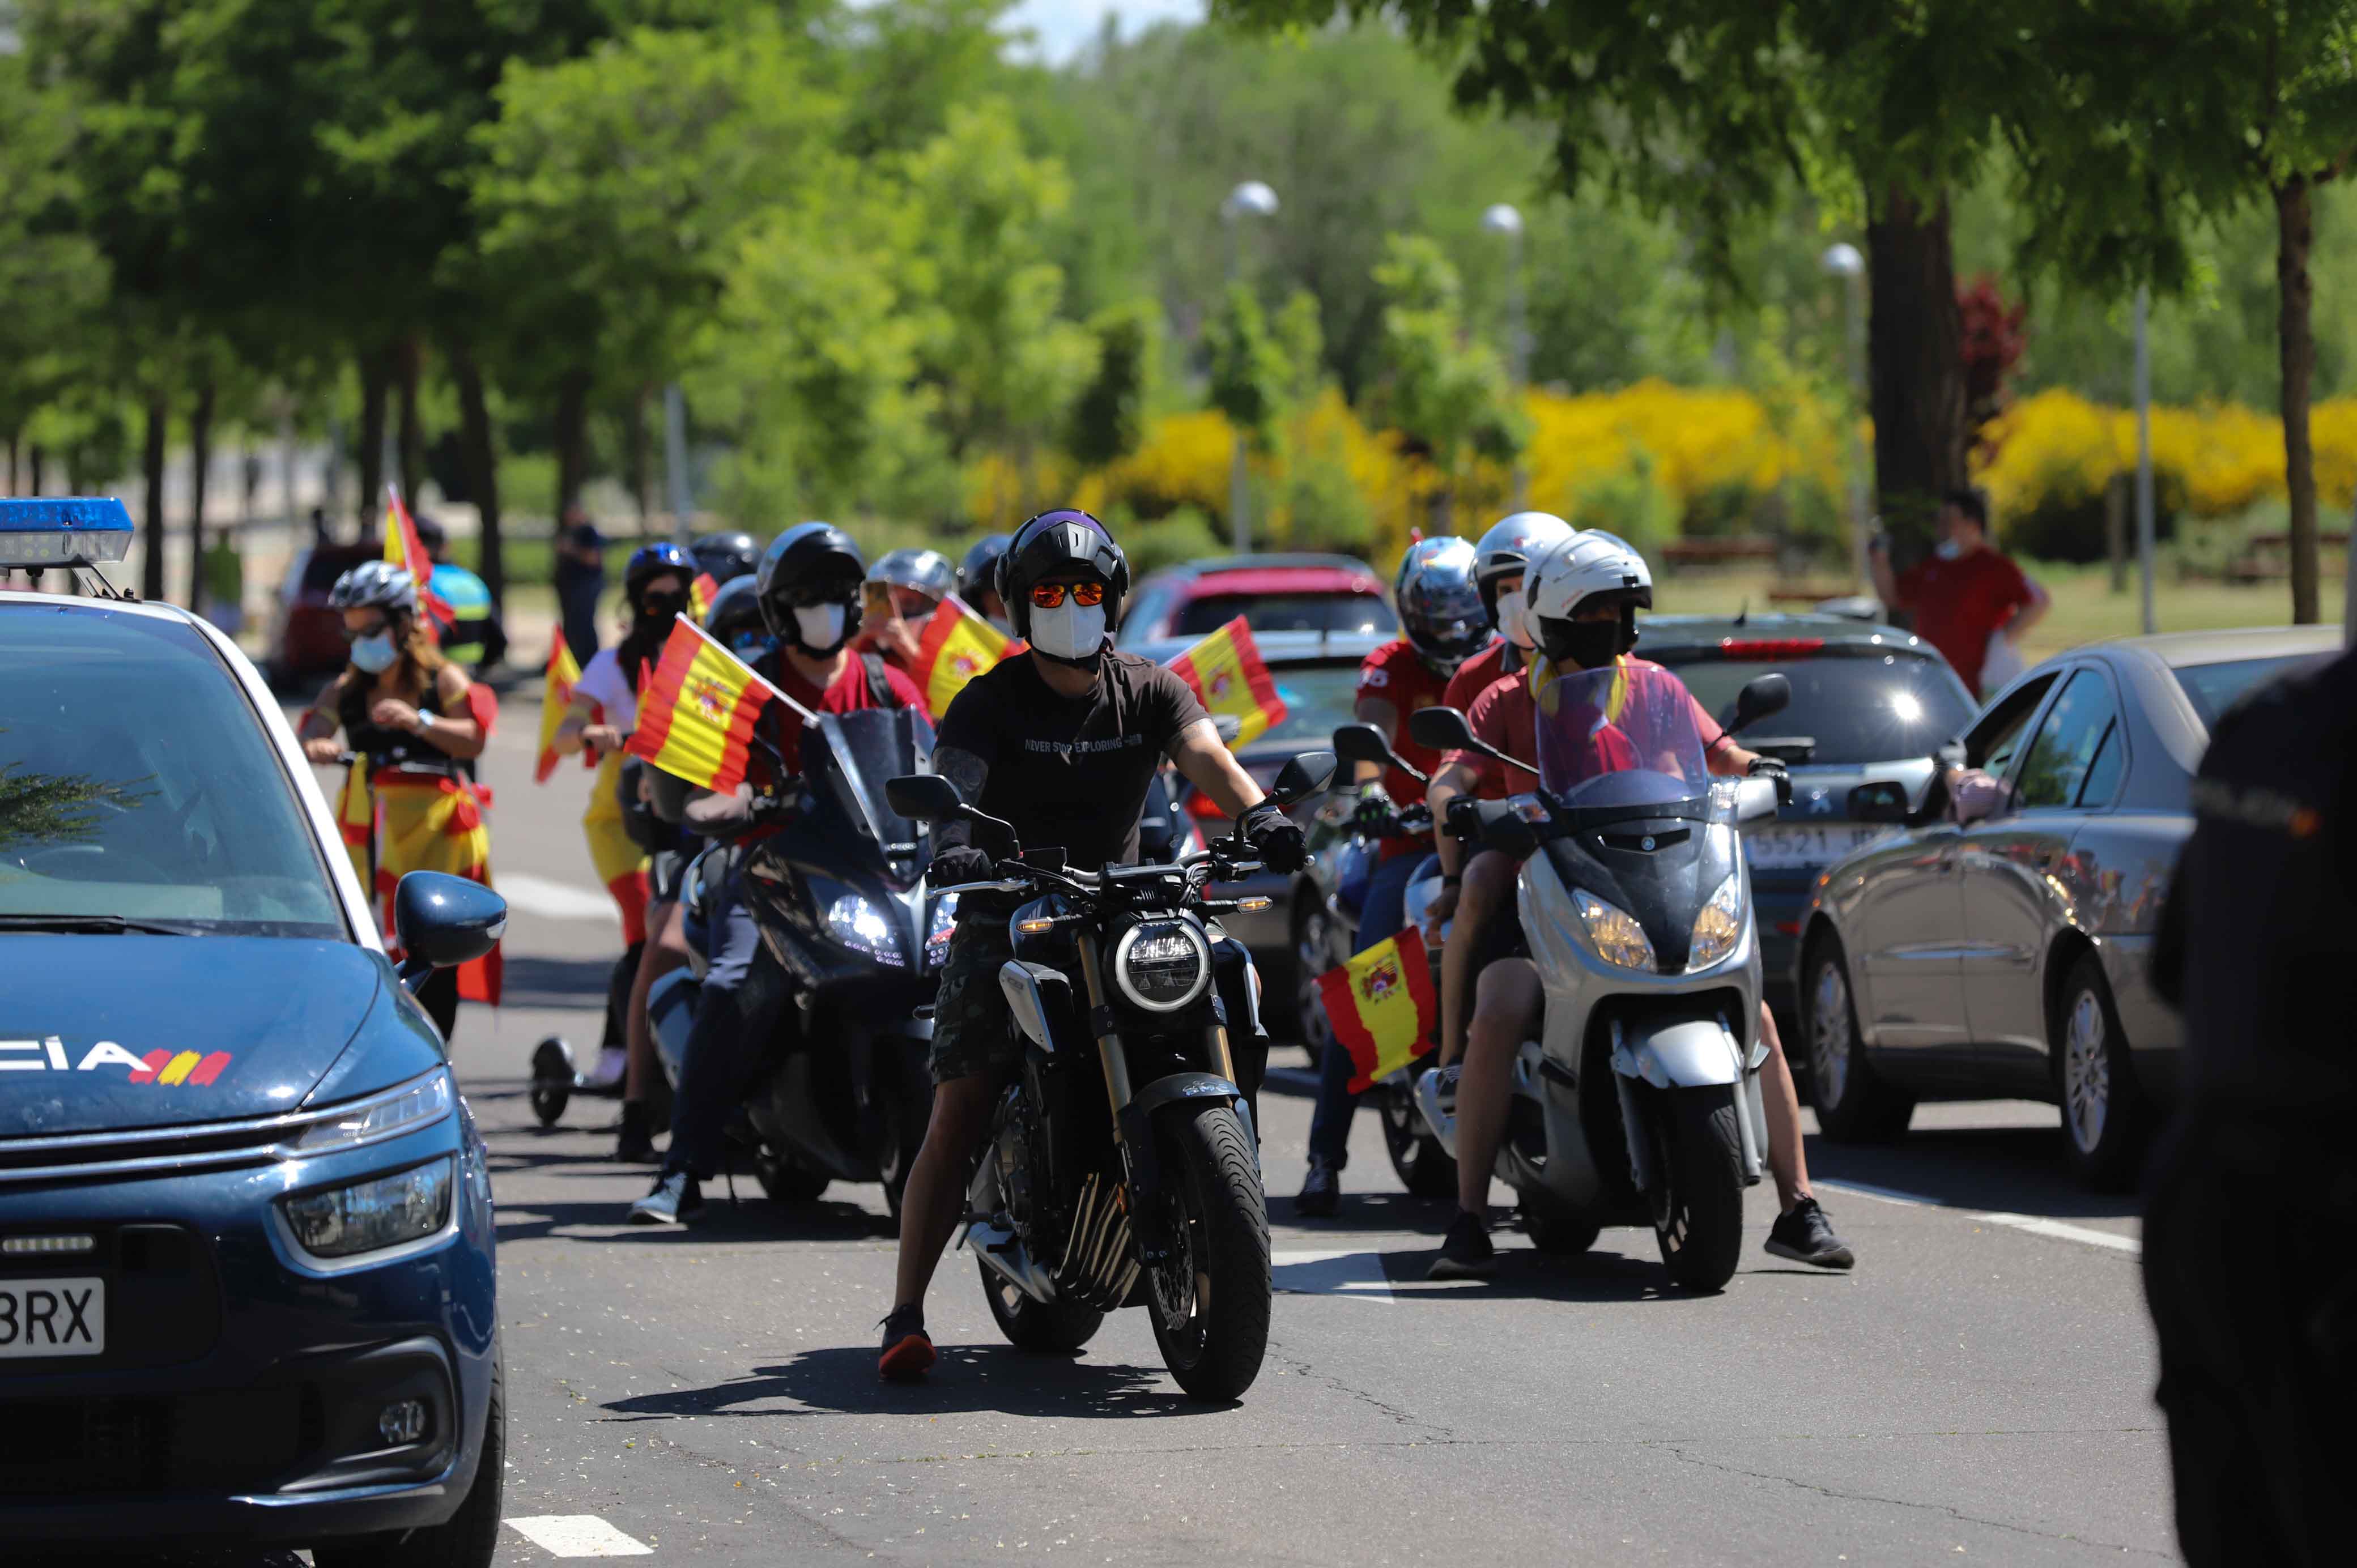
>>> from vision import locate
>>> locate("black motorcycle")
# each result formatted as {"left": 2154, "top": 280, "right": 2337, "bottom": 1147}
{"left": 647, "top": 707, "right": 940, "bottom": 1214}
{"left": 886, "top": 748, "right": 1337, "bottom": 1403}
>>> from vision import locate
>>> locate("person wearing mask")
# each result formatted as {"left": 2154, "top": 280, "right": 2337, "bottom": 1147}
{"left": 297, "top": 562, "right": 493, "bottom": 1042}
{"left": 856, "top": 547, "right": 958, "bottom": 675}
{"left": 1867, "top": 488, "right": 2049, "bottom": 698}
{"left": 1296, "top": 535, "right": 1492, "bottom": 1219}
{"left": 411, "top": 512, "right": 507, "bottom": 671}
{"left": 877, "top": 509, "right": 1307, "bottom": 1379}
{"left": 629, "top": 524, "right": 931, "bottom": 1225}
{"left": 1419, "top": 532, "right": 1852, "bottom": 1279}
{"left": 552, "top": 510, "right": 609, "bottom": 667}
{"left": 956, "top": 533, "right": 1014, "bottom": 631}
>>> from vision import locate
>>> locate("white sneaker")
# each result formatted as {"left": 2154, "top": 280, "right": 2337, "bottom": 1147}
{"left": 1413, "top": 1064, "right": 1461, "bottom": 1154}
{"left": 584, "top": 1046, "right": 628, "bottom": 1090}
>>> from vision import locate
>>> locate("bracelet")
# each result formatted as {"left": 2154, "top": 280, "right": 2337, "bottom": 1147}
{"left": 1441, "top": 874, "right": 1462, "bottom": 888}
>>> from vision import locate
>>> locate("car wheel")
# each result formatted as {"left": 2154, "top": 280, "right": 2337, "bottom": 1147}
{"left": 2053, "top": 952, "right": 2149, "bottom": 1191}
{"left": 1803, "top": 932, "right": 1913, "bottom": 1142}
{"left": 314, "top": 1344, "right": 504, "bottom": 1568}
{"left": 1294, "top": 905, "right": 1336, "bottom": 1066}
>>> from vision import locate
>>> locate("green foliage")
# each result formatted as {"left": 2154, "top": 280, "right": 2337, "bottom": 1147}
{"left": 1369, "top": 235, "right": 1526, "bottom": 478}
{"left": 1122, "top": 504, "right": 1224, "bottom": 576}
{"left": 1069, "top": 301, "right": 1163, "bottom": 467}
{"left": 0, "top": 753, "right": 156, "bottom": 858}
{"left": 1205, "top": 284, "right": 1291, "bottom": 448}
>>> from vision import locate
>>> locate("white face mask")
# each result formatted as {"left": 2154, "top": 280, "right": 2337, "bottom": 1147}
{"left": 1495, "top": 588, "right": 1533, "bottom": 650}
{"left": 793, "top": 603, "right": 847, "bottom": 651}
{"left": 1028, "top": 602, "right": 1106, "bottom": 662}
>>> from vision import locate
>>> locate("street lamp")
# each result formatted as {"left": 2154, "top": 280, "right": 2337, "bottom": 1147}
{"left": 1222, "top": 180, "right": 1278, "bottom": 555}
{"left": 1483, "top": 203, "right": 1531, "bottom": 505}
{"left": 1821, "top": 242, "right": 1869, "bottom": 587}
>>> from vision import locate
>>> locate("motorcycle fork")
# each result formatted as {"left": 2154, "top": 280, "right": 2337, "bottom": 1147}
{"left": 1076, "top": 931, "right": 1172, "bottom": 1275}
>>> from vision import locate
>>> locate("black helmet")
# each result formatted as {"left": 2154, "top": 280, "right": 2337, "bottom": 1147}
{"left": 996, "top": 509, "right": 1129, "bottom": 658}
{"left": 704, "top": 575, "right": 769, "bottom": 657}
{"left": 755, "top": 521, "right": 866, "bottom": 654}
{"left": 957, "top": 532, "right": 1012, "bottom": 605}
{"left": 329, "top": 560, "right": 418, "bottom": 615}
{"left": 623, "top": 542, "right": 696, "bottom": 610}
{"left": 1392, "top": 536, "right": 1491, "bottom": 674}
{"left": 688, "top": 530, "right": 760, "bottom": 586}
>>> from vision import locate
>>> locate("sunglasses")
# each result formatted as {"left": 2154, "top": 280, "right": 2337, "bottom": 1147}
{"left": 1028, "top": 580, "right": 1106, "bottom": 610}
{"left": 340, "top": 620, "right": 394, "bottom": 642}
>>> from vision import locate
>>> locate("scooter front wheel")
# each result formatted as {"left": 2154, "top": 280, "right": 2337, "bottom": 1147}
{"left": 1653, "top": 1085, "right": 1745, "bottom": 1292}
{"left": 1379, "top": 1082, "right": 1457, "bottom": 1198}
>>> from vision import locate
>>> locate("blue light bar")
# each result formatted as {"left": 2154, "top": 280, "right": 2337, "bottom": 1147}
{"left": 0, "top": 497, "right": 136, "bottom": 568}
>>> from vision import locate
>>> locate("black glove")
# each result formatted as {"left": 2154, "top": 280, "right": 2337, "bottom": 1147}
{"left": 1240, "top": 802, "right": 1309, "bottom": 873}
{"left": 931, "top": 843, "right": 995, "bottom": 887}
{"left": 1746, "top": 754, "right": 1793, "bottom": 806}
{"left": 1350, "top": 783, "right": 1399, "bottom": 837}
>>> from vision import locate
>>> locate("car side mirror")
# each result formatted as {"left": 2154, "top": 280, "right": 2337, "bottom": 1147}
{"left": 1407, "top": 705, "right": 1476, "bottom": 753}
{"left": 393, "top": 872, "right": 507, "bottom": 989}
{"left": 1269, "top": 751, "right": 1338, "bottom": 808}
{"left": 887, "top": 773, "right": 960, "bottom": 821}
{"left": 1847, "top": 781, "right": 1911, "bottom": 825}
{"left": 1731, "top": 672, "right": 1792, "bottom": 734}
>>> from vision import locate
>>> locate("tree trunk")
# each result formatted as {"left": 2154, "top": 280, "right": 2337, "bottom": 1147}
{"left": 358, "top": 344, "right": 393, "bottom": 532}
{"left": 1865, "top": 184, "right": 1968, "bottom": 561}
{"left": 6, "top": 432, "right": 17, "bottom": 495}
{"left": 28, "top": 444, "right": 45, "bottom": 498}
{"left": 141, "top": 394, "right": 169, "bottom": 602}
{"left": 629, "top": 384, "right": 653, "bottom": 534}
{"left": 450, "top": 340, "right": 506, "bottom": 613}
{"left": 185, "top": 381, "right": 216, "bottom": 608}
{"left": 395, "top": 336, "right": 425, "bottom": 505}
{"left": 2278, "top": 176, "right": 2321, "bottom": 625}
{"left": 554, "top": 367, "right": 593, "bottom": 516}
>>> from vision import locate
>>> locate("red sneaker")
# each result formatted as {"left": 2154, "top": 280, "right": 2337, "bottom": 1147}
{"left": 878, "top": 1306, "right": 935, "bottom": 1380}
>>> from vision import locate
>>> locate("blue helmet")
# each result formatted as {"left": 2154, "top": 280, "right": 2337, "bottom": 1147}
{"left": 623, "top": 542, "right": 696, "bottom": 611}
{"left": 1392, "top": 536, "right": 1491, "bottom": 673}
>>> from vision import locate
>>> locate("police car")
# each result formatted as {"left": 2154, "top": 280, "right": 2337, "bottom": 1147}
{"left": 0, "top": 500, "right": 507, "bottom": 1563}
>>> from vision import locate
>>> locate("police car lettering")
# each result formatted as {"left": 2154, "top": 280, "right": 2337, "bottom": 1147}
{"left": 0, "top": 1038, "right": 232, "bottom": 1083}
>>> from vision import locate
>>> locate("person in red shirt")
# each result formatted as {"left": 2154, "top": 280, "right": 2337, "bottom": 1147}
{"left": 1870, "top": 488, "right": 2049, "bottom": 697}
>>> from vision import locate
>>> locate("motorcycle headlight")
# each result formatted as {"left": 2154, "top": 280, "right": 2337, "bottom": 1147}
{"left": 1112, "top": 919, "right": 1212, "bottom": 1013}
{"left": 280, "top": 1157, "right": 454, "bottom": 1259}
{"left": 926, "top": 893, "right": 959, "bottom": 969}
{"left": 1687, "top": 874, "right": 1745, "bottom": 972}
{"left": 824, "top": 892, "right": 904, "bottom": 967}
{"left": 1574, "top": 888, "right": 1657, "bottom": 972}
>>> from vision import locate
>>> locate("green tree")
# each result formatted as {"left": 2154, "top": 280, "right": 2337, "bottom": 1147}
{"left": 1205, "top": 284, "right": 1291, "bottom": 451}
{"left": 1368, "top": 235, "right": 1525, "bottom": 531}
{"left": 1069, "top": 300, "right": 1164, "bottom": 467}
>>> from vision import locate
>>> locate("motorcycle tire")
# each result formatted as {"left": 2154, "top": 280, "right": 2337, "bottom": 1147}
{"left": 1148, "top": 1101, "right": 1271, "bottom": 1403}
{"left": 753, "top": 1149, "right": 829, "bottom": 1204}
{"left": 1520, "top": 1205, "right": 1601, "bottom": 1257}
{"left": 1379, "top": 1083, "right": 1457, "bottom": 1199}
{"left": 1652, "top": 1085, "right": 1745, "bottom": 1293}
{"left": 978, "top": 1258, "right": 1103, "bottom": 1353}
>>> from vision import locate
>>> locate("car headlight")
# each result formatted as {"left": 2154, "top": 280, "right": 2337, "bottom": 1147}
{"left": 1112, "top": 919, "right": 1212, "bottom": 1012}
{"left": 289, "top": 1070, "right": 453, "bottom": 1154}
{"left": 1574, "top": 889, "right": 1657, "bottom": 972}
{"left": 280, "top": 1156, "right": 454, "bottom": 1259}
{"left": 1687, "top": 874, "right": 1745, "bottom": 972}
{"left": 824, "top": 892, "right": 904, "bottom": 966}
{"left": 926, "top": 893, "right": 958, "bottom": 969}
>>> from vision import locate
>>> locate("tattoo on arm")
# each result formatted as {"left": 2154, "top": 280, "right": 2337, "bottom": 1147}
{"left": 930, "top": 744, "right": 989, "bottom": 851}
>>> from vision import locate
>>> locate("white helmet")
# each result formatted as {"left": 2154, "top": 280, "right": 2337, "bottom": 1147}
{"left": 1525, "top": 531, "right": 1653, "bottom": 668}
{"left": 1473, "top": 511, "right": 1576, "bottom": 647}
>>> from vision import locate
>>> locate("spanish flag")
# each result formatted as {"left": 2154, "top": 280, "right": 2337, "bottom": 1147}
{"left": 626, "top": 616, "right": 775, "bottom": 792}
{"left": 911, "top": 593, "right": 1014, "bottom": 715}
{"left": 689, "top": 572, "right": 718, "bottom": 624}
{"left": 1167, "top": 615, "right": 1287, "bottom": 749}
{"left": 1317, "top": 926, "right": 1439, "bottom": 1093}
{"left": 534, "top": 638, "right": 584, "bottom": 783}
{"left": 380, "top": 484, "right": 452, "bottom": 634}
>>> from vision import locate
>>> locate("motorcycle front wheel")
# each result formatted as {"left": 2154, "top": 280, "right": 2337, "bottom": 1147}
{"left": 1148, "top": 1102, "right": 1271, "bottom": 1403}
{"left": 1652, "top": 1085, "right": 1745, "bottom": 1292}
{"left": 979, "top": 1258, "right": 1104, "bottom": 1352}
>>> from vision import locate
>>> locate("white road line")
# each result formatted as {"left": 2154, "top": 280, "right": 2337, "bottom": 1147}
{"left": 505, "top": 1515, "right": 654, "bottom": 1557}
{"left": 1818, "top": 1179, "right": 2140, "bottom": 1256}
{"left": 496, "top": 872, "right": 620, "bottom": 923}
{"left": 1274, "top": 1248, "right": 1397, "bottom": 1304}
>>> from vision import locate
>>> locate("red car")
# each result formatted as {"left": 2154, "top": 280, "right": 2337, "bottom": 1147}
{"left": 1115, "top": 553, "right": 1397, "bottom": 648}
{"left": 264, "top": 541, "right": 377, "bottom": 686}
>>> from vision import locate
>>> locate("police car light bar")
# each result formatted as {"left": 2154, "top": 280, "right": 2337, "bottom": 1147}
{"left": 0, "top": 497, "right": 137, "bottom": 569}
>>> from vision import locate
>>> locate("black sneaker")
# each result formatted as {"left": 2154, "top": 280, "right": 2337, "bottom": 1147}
{"left": 628, "top": 1170, "right": 703, "bottom": 1226}
{"left": 1765, "top": 1197, "right": 1855, "bottom": 1269}
{"left": 878, "top": 1305, "right": 935, "bottom": 1381}
{"left": 615, "top": 1101, "right": 660, "bottom": 1165}
{"left": 1428, "top": 1211, "right": 1496, "bottom": 1280}
{"left": 1295, "top": 1158, "right": 1340, "bottom": 1218}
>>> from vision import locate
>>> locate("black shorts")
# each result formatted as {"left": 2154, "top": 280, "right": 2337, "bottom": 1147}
{"left": 928, "top": 918, "right": 1021, "bottom": 1085}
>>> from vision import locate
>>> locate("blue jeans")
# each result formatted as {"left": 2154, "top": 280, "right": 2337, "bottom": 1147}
{"left": 1306, "top": 848, "right": 1436, "bottom": 1170}
{"left": 665, "top": 863, "right": 791, "bottom": 1181}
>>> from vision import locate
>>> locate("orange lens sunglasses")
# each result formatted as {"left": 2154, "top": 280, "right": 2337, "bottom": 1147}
{"left": 1028, "top": 580, "right": 1106, "bottom": 610}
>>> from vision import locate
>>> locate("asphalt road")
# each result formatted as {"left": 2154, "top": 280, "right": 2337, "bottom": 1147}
{"left": 45, "top": 685, "right": 2179, "bottom": 1566}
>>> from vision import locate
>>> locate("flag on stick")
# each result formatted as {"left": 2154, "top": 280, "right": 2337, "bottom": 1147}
{"left": 534, "top": 640, "right": 584, "bottom": 783}
{"left": 626, "top": 616, "right": 810, "bottom": 792}
{"left": 381, "top": 484, "right": 453, "bottom": 634}
{"left": 1166, "top": 615, "right": 1287, "bottom": 749}
{"left": 1317, "top": 926, "right": 1439, "bottom": 1093}
{"left": 689, "top": 572, "right": 718, "bottom": 623}
{"left": 910, "top": 592, "right": 1014, "bottom": 715}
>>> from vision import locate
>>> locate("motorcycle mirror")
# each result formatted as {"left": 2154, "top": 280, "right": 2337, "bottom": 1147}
{"left": 1730, "top": 672, "right": 1792, "bottom": 734}
{"left": 1332, "top": 722, "right": 1423, "bottom": 784}
{"left": 1406, "top": 705, "right": 1475, "bottom": 753}
{"left": 886, "top": 773, "right": 960, "bottom": 822}
{"left": 1847, "top": 780, "right": 1910, "bottom": 825}
{"left": 1269, "top": 751, "right": 1338, "bottom": 807}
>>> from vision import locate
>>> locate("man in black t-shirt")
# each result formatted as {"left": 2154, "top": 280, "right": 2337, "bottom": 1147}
{"left": 879, "top": 510, "right": 1308, "bottom": 1380}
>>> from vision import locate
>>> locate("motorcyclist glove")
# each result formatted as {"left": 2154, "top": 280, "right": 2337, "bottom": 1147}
{"left": 1240, "top": 801, "right": 1309, "bottom": 873}
{"left": 1746, "top": 754, "right": 1793, "bottom": 806}
{"left": 931, "top": 843, "right": 997, "bottom": 887}
{"left": 1351, "top": 783, "right": 1399, "bottom": 836}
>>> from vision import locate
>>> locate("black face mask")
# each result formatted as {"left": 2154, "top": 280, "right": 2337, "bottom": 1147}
{"left": 1539, "top": 616, "right": 1623, "bottom": 672}
{"left": 637, "top": 592, "right": 687, "bottom": 626}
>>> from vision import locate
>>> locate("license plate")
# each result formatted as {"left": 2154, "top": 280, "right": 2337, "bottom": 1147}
{"left": 1743, "top": 823, "right": 1893, "bottom": 871}
{"left": 0, "top": 1277, "right": 105, "bottom": 1358}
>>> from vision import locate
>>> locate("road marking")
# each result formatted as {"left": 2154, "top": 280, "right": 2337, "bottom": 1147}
{"left": 496, "top": 872, "right": 621, "bottom": 923}
{"left": 505, "top": 1515, "right": 654, "bottom": 1557}
{"left": 1274, "top": 1248, "right": 1396, "bottom": 1304}
{"left": 1818, "top": 1179, "right": 2140, "bottom": 1255}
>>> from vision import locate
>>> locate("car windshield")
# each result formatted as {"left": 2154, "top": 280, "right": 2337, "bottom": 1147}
{"left": 2172, "top": 654, "right": 2318, "bottom": 730}
{"left": 1664, "top": 652, "right": 1976, "bottom": 766}
{"left": 1535, "top": 659, "right": 1712, "bottom": 803}
{"left": 1171, "top": 592, "right": 1396, "bottom": 638}
{"left": 1254, "top": 664, "right": 1362, "bottom": 747}
{"left": 0, "top": 607, "right": 346, "bottom": 936}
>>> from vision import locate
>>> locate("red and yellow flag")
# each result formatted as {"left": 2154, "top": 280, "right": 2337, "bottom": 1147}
{"left": 911, "top": 592, "right": 1014, "bottom": 715}
{"left": 626, "top": 616, "right": 775, "bottom": 792}
{"left": 534, "top": 638, "right": 584, "bottom": 783}
{"left": 1167, "top": 615, "right": 1287, "bottom": 749}
{"left": 1317, "top": 926, "right": 1439, "bottom": 1093}
{"left": 381, "top": 484, "right": 452, "bottom": 633}
{"left": 689, "top": 572, "right": 718, "bottom": 624}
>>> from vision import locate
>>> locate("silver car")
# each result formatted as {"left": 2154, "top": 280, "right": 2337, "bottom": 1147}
{"left": 1796, "top": 626, "right": 2338, "bottom": 1189}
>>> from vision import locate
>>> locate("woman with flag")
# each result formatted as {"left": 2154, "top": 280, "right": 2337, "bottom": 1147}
{"left": 297, "top": 561, "right": 497, "bottom": 1041}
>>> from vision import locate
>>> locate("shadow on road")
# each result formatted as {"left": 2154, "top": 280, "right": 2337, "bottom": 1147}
{"left": 494, "top": 1192, "right": 895, "bottom": 1246}
{"left": 502, "top": 953, "right": 622, "bottom": 1011}
{"left": 599, "top": 1344, "right": 1213, "bottom": 1422}
{"left": 1803, "top": 1122, "right": 2138, "bottom": 1222}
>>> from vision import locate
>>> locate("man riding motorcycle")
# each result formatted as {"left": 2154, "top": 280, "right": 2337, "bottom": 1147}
{"left": 628, "top": 523, "right": 932, "bottom": 1225}
{"left": 1295, "top": 536, "right": 1492, "bottom": 1218}
{"left": 1419, "top": 531, "right": 1853, "bottom": 1279}
{"left": 878, "top": 508, "right": 1308, "bottom": 1380}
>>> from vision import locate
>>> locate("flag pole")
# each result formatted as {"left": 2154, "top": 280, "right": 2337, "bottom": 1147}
{"left": 672, "top": 613, "right": 819, "bottom": 724}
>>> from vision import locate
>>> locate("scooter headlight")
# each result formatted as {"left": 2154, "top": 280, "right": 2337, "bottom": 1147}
{"left": 1687, "top": 874, "right": 1745, "bottom": 972}
{"left": 1573, "top": 889, "right": 1656, "bottom": 972}
{"left": 926, "top": 893, "right": 958, "bottom": 969}
{"left": 824, "top": 892, "right": 904, "bottom": 966}
{"left": 1113, "top": 919, "right": 1212, "bottom": 1012}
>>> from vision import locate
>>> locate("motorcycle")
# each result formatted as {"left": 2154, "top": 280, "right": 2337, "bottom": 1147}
{"left": 885, "top": 748, "right": 1337, "bottom": 1403}
{"left": 1404, "top": 667, "right": 1792, "bottom": 1292}
{"left": 645, "top": 706, "right": 941, "bottom": 1215}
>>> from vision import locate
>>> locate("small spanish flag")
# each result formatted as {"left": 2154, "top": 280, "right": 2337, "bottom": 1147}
{"left": 689, "top": 572, "right": 718, "bottom": 624}
{"left": 1317, "top": 926, "right": 1439, "bottom": 1093}
{"left": 626, "top": 616, "right": 775, "bottom": 792}
{"left": 380, "top": 484, "right": 452, "bottom": 634}
{"left": 911, "top": 593, "right": 1014, "bottom": 715}
{"left": 534, "top": 639, "right": 583, "bottom": 783}
{"left": 1167, "top": 615, "right": 1287, "bottom": 749}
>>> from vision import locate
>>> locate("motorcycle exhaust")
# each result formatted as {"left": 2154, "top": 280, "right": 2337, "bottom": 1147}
{"left": 967, "top": 1218, "right": 1057, "bottom": 1304}
{"left": 1056, "top": 1173, "right": 1138, "bottom": 1309}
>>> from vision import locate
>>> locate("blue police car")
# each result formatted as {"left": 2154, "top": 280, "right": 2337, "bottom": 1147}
{"left": 1, "top": 501, "right": 507, "bottom": 1563}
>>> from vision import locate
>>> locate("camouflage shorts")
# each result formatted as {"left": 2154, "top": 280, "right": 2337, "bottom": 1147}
{"left": 928, "top": 917, "right": 1022, "bottom": 1085}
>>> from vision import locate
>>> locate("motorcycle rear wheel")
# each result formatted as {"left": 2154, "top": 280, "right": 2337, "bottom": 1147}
{"left": 1148, "top": 1102, "right": 1271, "bottom": 1403}
{"left": 1652, "top": 1086, "right": 1745, "bottom": 1293}
{"left": 978, "top": 1259, "right": 1104, "bottom": 1352}
{"left": 1379, "top": 1082, "right": 1457, "bottom": 1198}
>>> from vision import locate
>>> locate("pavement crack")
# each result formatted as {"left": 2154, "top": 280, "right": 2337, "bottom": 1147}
{"left": 1261, "top": 1336, "right": 1455, "bottom": 1442}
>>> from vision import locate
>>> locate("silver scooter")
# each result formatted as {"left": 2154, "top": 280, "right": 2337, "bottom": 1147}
{"left": 1407, "top": 667, "right": 1791, "bottom": 1291}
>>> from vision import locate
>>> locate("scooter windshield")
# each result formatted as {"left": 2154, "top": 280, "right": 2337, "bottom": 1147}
{"left": 1533, "top": 658, "right": 1714, "bottom": 807}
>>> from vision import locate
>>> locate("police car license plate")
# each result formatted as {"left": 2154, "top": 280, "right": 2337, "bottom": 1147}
{"left": 0, "top": 1277, "right": 104, "bottom": 1358}
{"left": 1743, "top": 824, "right": 1891, "bottom": 871}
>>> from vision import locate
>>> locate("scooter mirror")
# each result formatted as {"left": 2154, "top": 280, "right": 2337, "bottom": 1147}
{"left": 1407, "top": 705, "right": 1476, "bottom": 753}
{"left": 886, "top": 773, "right": 960, "bottom": 821}
{"left": 1730, "top": 672, "right": 1792, "bottom": 733}
{"left": 1269, "top": 751, "right": 1338, "bottom": 807}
